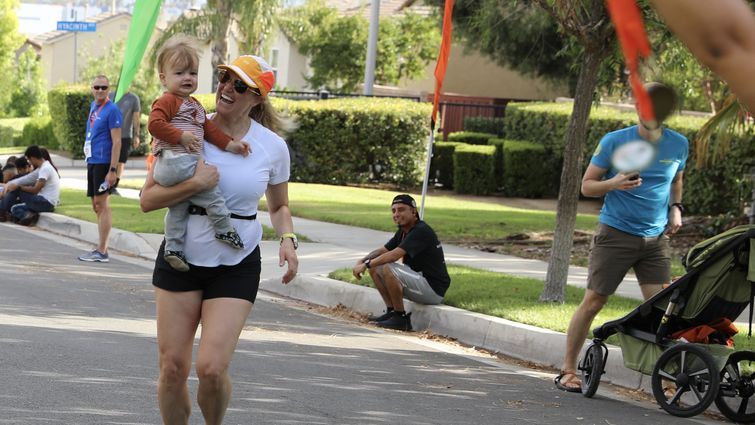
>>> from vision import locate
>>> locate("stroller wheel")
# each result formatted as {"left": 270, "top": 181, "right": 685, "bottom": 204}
{"left": 651, "top": 344, "right": 720, "bottom": 418}
{"left": 715, "top": 350, "right": 755, "bottom": 423}
{"left": 579, "top": 341, "right": 606, "bottom": 398}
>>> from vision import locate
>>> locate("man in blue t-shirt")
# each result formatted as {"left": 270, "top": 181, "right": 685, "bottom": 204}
{"left": 556, "top": 83, "right": 688, "bottom": 393}
{"left": 77, "top": 75, "right": 122, "bottom": 263}
{"left": 352, "top": 194, "right": 451, "bottom": 331}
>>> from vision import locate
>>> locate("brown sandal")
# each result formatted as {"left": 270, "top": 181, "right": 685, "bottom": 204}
{"left": 554, "top": 371, "right": 582, "bottom": 393}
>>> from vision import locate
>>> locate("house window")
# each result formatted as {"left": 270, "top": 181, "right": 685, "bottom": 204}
{"left": 270, "top": 49, "right": 279, "bottom": 82}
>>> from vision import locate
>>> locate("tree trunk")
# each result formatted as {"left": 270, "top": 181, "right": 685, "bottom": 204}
{"left": 211, "top": 1, "right": 232, "bottom": 92}
{"left": 539, "top": 47, "right": 605, "bottom": 303}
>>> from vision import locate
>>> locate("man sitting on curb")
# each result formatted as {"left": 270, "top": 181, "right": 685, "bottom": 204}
{"left": 352, "top": 194, "right": 451, "bottom": 331}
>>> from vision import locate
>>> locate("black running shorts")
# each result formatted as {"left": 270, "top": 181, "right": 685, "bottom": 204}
{"left": 152, "top": 241, "right": 261, "bottom": 303}
{"left": 86, "top": 163, "right": 112, "bottom": 197}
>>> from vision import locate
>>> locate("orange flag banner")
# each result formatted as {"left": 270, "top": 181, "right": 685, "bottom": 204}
{"left": 606, "top": 0, "right": 655, "bottom": 122}
{"left": 431, "top": 0, "right": 455, "bottom": 128}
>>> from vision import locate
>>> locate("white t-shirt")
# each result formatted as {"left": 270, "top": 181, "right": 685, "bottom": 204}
{"left": 184, "top": 118, "right": 290, "bottom": 267}
{"left": 11, "top": 161, "right": 60, "bottom": 206}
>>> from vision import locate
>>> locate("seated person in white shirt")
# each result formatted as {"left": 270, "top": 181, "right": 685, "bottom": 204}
{"left": 0, "top": 145, "right": 61, "bottom": 225}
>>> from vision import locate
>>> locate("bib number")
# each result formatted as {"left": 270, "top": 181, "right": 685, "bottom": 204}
{"left": 83, "top": 139, "right": 92, "bottom": 160}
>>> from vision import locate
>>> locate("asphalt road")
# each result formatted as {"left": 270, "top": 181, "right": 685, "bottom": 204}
{"left": 0, "top": 224, "right": 725, "bottom": 425}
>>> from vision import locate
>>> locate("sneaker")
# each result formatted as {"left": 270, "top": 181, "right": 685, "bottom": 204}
{"left": 164, "top": 250, "right": 190, "bottom": 272}
{"left": 215, "top": 230, "right": 244, "bottom": 249}
{"left": 78, "top": 250, "right": 109, "bottom": 262}
{"left": 368, "top": 309, "right": 394, "bottom": 322}
{"left": 18, "top": 212, "right": 39, "bottom": 226}
{"left": 376, "top": 311, "right": 412, "bottom": 331}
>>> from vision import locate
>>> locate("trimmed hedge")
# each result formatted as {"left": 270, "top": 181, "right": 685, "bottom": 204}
{"left": 503, "top": 140, "right": 560, "bottom": 198}
{"left": 275, "top": 97, "right": 431, "bottom": 187}
{"left": 503, "top": 102, "right": 755, "bottom": 214}
{"left": 430, "top": 141, "right": 462, "bottom": 189}
{"left": 21, "top": 115, "right": 57, "bottom": 149}
{"left": 48, "top": 85, "right": 90, "bottom": 158}
{"left": 453, "top": 144, "right": 496, "bottom": 195}
{"left": 464, "top": 116, "right": 505, "bottom": 137}
{"left": 47, "top": 90, "right": 431, "bottom": 187}
{"left": 487, "top": 138, "right": 506, "bottom": 189}
{"left": 447, "top": 131, "right": 497, "bottom": 145}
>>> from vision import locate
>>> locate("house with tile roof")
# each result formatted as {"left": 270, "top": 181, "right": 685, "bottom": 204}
{"left": 21, "top": 10, "right": 240, "bottom": 94}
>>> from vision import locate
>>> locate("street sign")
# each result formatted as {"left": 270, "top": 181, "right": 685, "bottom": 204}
{"left": 56, "top": 21, "right": 96, "bottom": 32}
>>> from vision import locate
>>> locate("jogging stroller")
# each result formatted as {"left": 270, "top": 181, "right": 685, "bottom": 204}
{"left": 578, "top": 225, "right": 755, "bottom": 421}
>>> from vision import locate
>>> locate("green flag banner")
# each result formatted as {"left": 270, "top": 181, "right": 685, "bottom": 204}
{"left": 114, "top": 0, "right": 162, "bottom": 102}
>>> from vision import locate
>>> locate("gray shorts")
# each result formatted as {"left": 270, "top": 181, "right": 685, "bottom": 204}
{"left": 387, "top": 262, "right": 443, "bottom": 305}
{"left": 587, "top": 223, "right": 671, "bottom": 296}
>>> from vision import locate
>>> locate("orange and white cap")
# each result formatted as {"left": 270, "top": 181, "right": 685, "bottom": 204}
{"left": 218, "top": 55, "right": 275, "bottom": 97}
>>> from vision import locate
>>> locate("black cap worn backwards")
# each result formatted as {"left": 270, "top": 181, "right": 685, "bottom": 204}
{"left": 391, "top": 194, "right": 417, "bottom": 209}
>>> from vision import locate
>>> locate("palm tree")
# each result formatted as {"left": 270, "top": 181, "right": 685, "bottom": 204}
{"left": 694, "top": 95, "right": 755, "bottom": 223}
{"left": 150, "top": 0, "right": 280, "bottom": 90}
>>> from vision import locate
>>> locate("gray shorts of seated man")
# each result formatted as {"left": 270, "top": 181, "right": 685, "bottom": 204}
{"left": 370, "top": 262, "right": 443, "bottom": 310}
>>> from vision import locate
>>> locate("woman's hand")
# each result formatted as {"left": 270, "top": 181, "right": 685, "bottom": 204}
{"left": 140, "top": 159, "right": 219, "bottom": 212}
{"left": 279, "top": 240, "right": 298, "bottom": 284}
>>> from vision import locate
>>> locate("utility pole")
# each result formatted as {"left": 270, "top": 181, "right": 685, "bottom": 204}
{"left": 363, "top": 0, "right": 379, "bottom": 95}
{"left": 72, "top": 8, "right": 78, "bottom": 83}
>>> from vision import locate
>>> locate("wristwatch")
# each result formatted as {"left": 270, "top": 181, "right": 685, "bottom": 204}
{"left": 670, "top": 203, "right": 685, "bottom": 214}
{"left": 109, "top": 166, "right": 117, "bottom": 173}
{"left": 280, "top": 232, "right": 298, "bottom": 250}
{"left": 364, "top": 258, "right": 372, "bottom": 269}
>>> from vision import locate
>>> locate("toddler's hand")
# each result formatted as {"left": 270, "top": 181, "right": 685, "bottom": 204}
{"left": 226, "top": 140, "right": 251, "bottom": 157}
{"left": 180, "top": 131, "right": 198, "bottom": 147}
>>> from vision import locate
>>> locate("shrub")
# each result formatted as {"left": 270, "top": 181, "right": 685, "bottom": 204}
{"left": 280, "top": 97, "right": 431, "bottom": 187}
{"left": 487, "top": 138, "right": 506, "bottom": 189}
{"left": 430, "top": 141, "right": 462, "bottom": 189}
{"left": 503, "top": 140, "right": 560, "bottom": 198}
{"left": 453, "top": 144, "right": 496, "bottom": 195}
{"left": 464, "top": 116, "right": 505, "bottom": 137}
{"left": 503, "top": 102, "right": 755, "bottom": 214}
{"left": 0, "top": 117, "right": 31, "bottom": 147}
{"left": 447, "top": 131, "right": 497, "bottom": 145}
{"left": 48, "top": 85, "right": 90, "bottom": 158}
{"left": 20, "top": 115, "right": 57, "bottom": 149}
{"left": 198, "top": 95, "right": 431, "bottom": 187}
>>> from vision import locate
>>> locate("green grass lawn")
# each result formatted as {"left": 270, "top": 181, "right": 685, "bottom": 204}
{"left": 56, "top": 188, "right": 278, "bottom": 238}
{"left": 329, "top": 265, "right": 755, "bottom": 352}
{"left": 268, "top": 183, "right": 600, "bottom": 242}
{"left": 123, "top": 181, "right": 599, "bottom": 242}
{"left": 117, "top": 180, "right": 685, "bottom": 273}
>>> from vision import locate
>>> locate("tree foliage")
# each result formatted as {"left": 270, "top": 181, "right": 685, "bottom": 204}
{"left": 278, "top": 0, "right": 440, "bottom": 92}
{"left": 0, "top": 0, "right": 24, "bottom": 117}
{"left": 10, "top": 48, "right": 46, "bottom": 117}
{"left": 80, "top": 40, "right": 162, "bottom": 108}
{"left": 152, "top": 0, "right": 280, "bottom": 91}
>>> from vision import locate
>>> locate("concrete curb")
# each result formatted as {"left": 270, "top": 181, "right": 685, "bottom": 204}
{"left": 259, "top": 274, "right": 651, "bottom": 393}
{"left": 35, "top": 211, "right": 652, "bottom": 393}
{"left": 37, "top": 213, "right": 158, "bottom": 260}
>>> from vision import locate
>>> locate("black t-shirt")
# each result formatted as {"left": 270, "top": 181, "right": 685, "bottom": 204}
{"left": 385, "top": 220, "right": 451, "bottom": 296}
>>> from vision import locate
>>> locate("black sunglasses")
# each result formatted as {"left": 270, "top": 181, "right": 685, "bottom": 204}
{"left": 218, "top": 70, "right": 260, "bottom": 95}
{"left": 92, "top": 85, "right": 109, "bottom": 91}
